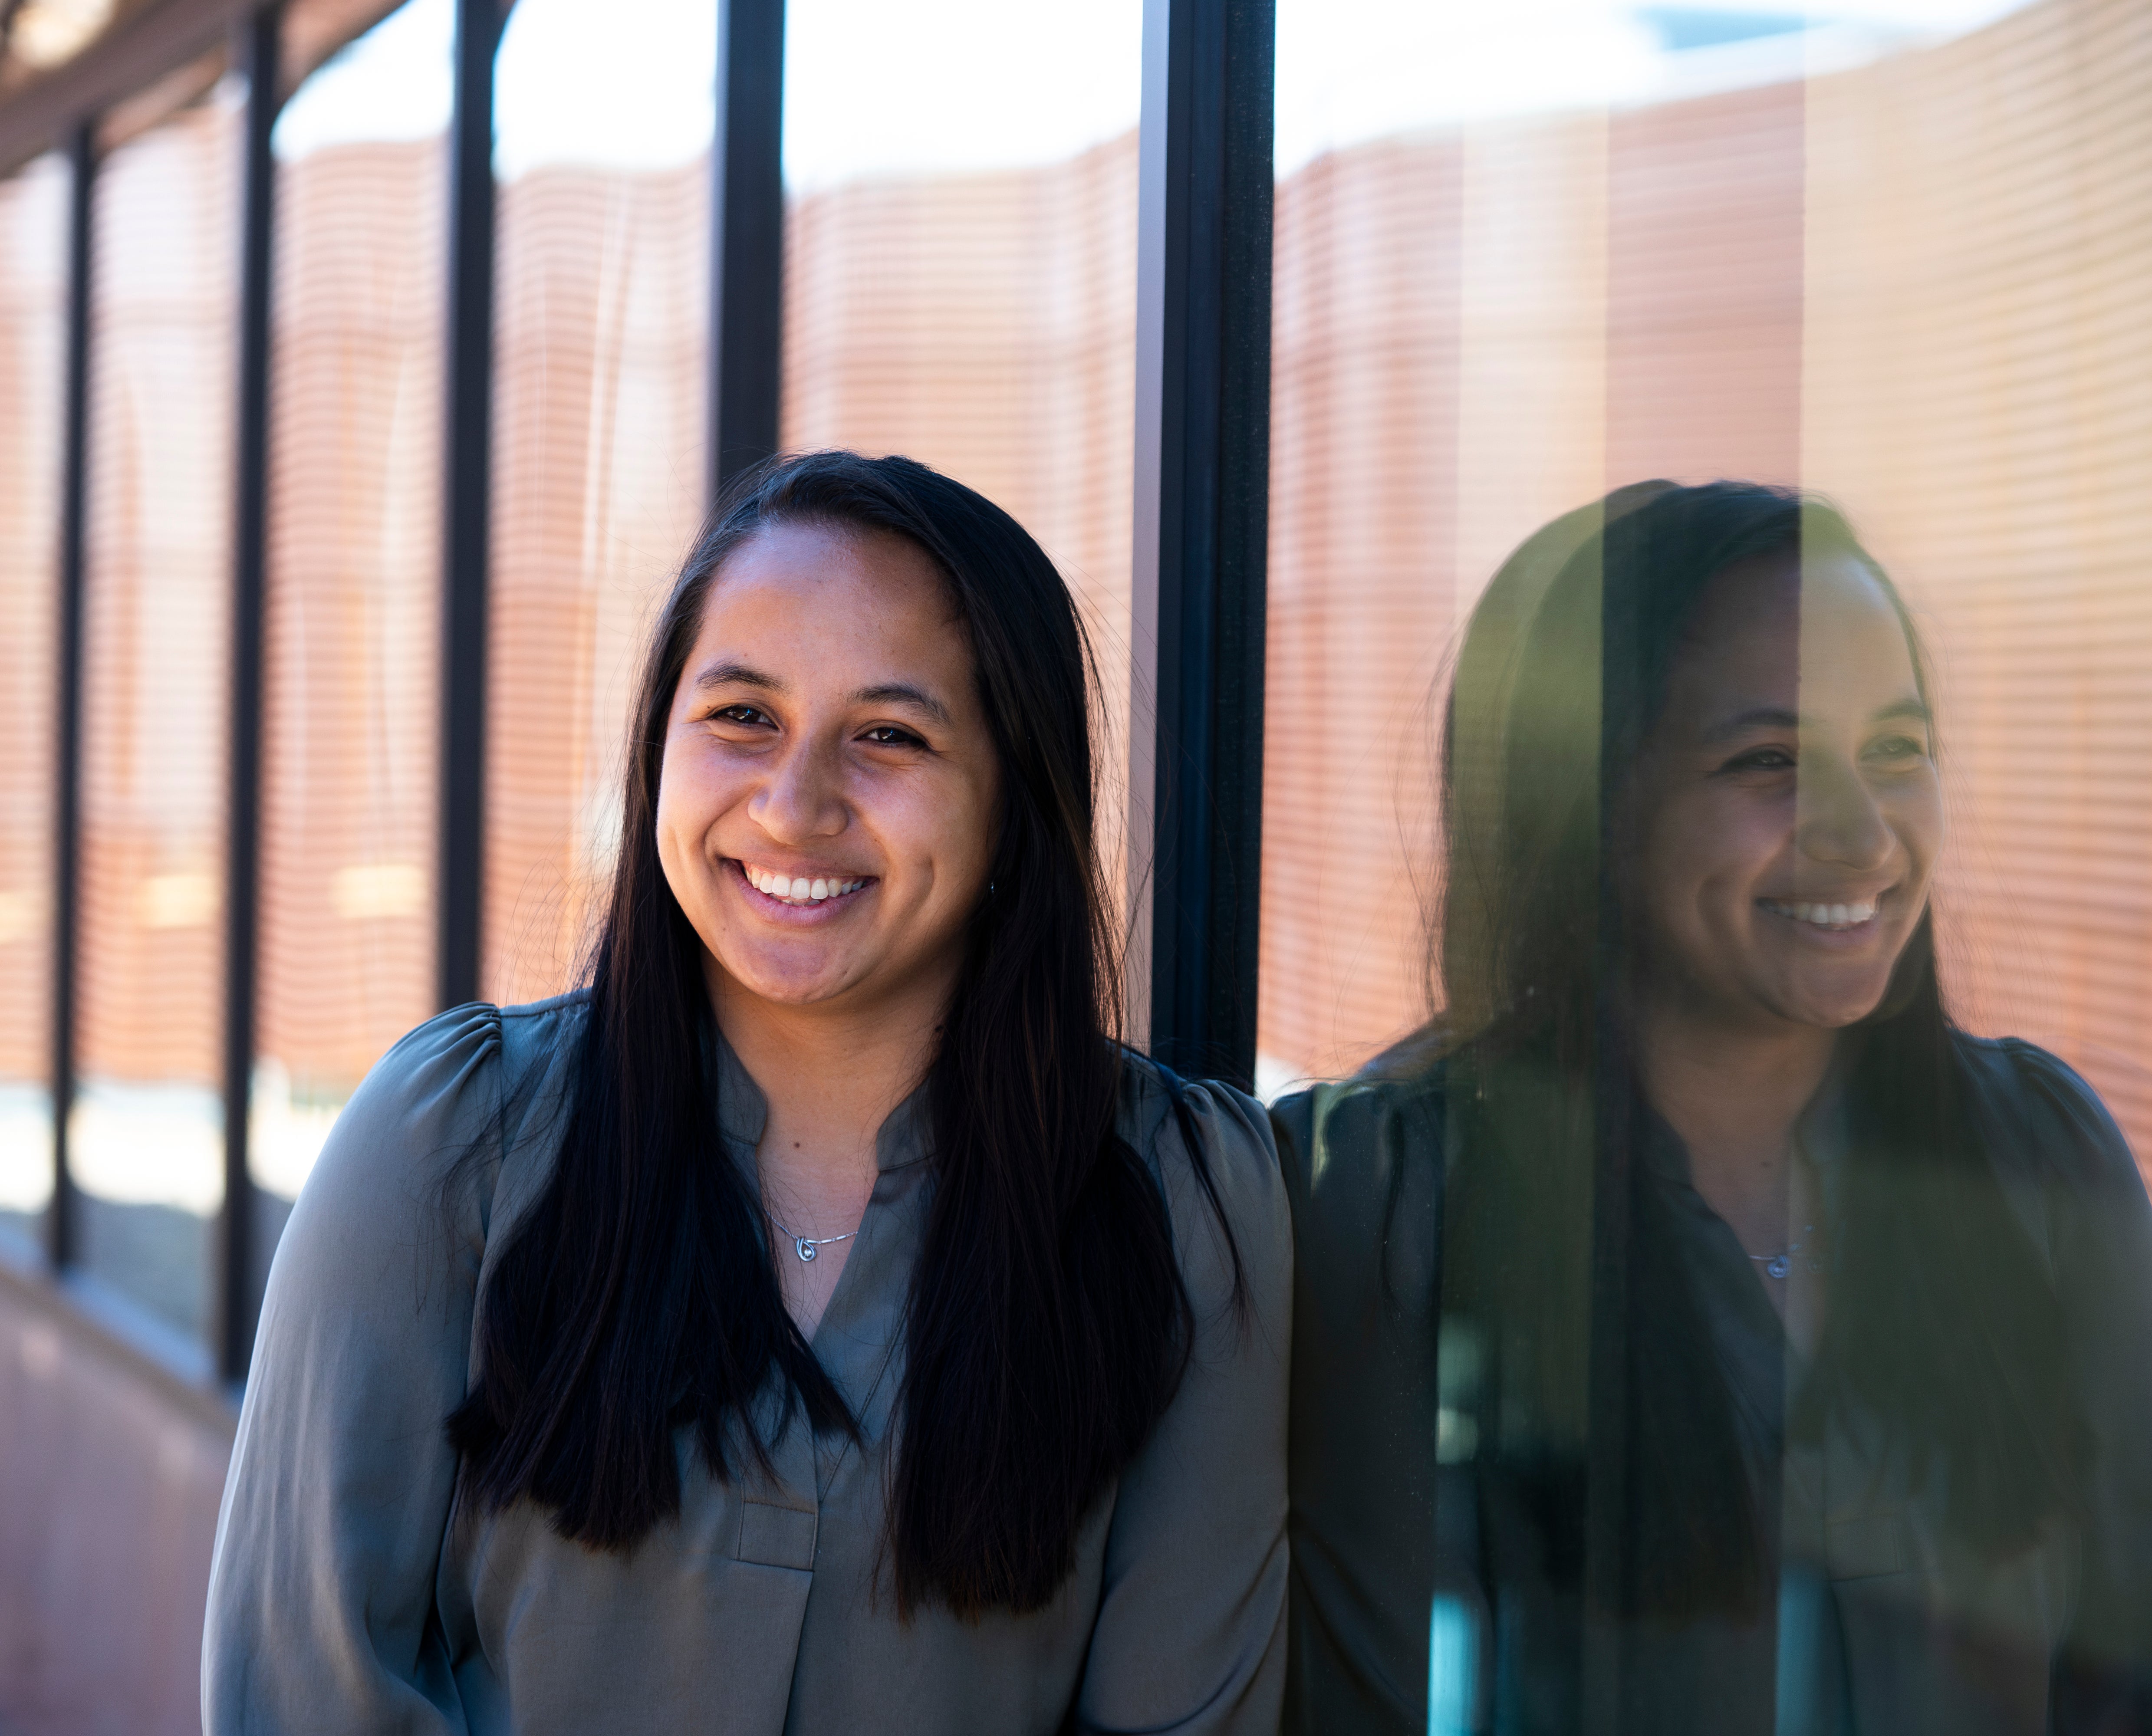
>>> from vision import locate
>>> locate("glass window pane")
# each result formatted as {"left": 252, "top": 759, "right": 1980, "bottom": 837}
{"left": 1260, "top": 0, "right": 2138, "bottom": 1099}
{"left": 1266, "top": 0, "right": 2152, "bottom": 1723}
{"left": 0, "top": 152, "right": 68, "bottom": 1258}
{"left": 781, "top": 0, "right": 1144, "bottom": 929}
{"left": 484, "top": 0, "right": 714, "bottom": 1004}
{"left": 1801, "top": 9, "right": 2152, "bottom": 1155}
{"left": 250, "top": 0, "right": 452, "bottom": 1239}
{"left": 76, "top": 85, "right": 242, "bottom": 1343}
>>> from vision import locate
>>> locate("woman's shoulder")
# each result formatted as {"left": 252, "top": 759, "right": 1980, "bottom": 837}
{"left": 1269, "top": 1063, "right": 1448, "bottom": 1214}
{"left": 1951, "top": 1030, "right": 2144, "bottom": 1196}
{"left": 1117, "top": 1049, "right": 1273, "bottom": 1159}
{"left": 345, "top": 987, "right": 588, "bottom": 1139}
{"left": 287, "top": 991, "right": 592, "bottom": 1241}
{"left": 259, "top": 990, "right": 594, "bottom": 1344}
{"left": 1116, "top": 1051, "right": 1291, "bottom": 1304}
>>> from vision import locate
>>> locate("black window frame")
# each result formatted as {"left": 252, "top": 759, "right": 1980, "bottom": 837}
{"left": 0, "top": 0, "right": 1276, "bottom": 1389}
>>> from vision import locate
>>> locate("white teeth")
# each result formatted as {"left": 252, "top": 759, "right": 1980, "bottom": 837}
{"left": 1765, "top": 898, "right": 1877, "bottom": 929}
{"left": 744, "top": 865, "right": 865, "bottom": 904}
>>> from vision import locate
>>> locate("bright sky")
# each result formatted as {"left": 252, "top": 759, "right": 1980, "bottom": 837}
{"left": 272, "top": 0, "right": 2030, "bottom": 180}
{"left": 1274, "top": 0, "right": 2028, "bottom": 171}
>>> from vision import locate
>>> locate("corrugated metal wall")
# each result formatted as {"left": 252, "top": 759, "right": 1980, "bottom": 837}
{"left": 1257, "top": 0, "right": 2152, "bottom": 1185}
{"left": 483, "top": 158, "right": 709, "bottom": 1009}
{"left": 2, "top": 0, "right": 2145, "bottom": 1184}
{"left": 781, "top": 132, "right": 1140, "bottom": 921}
{"left": 257, "top": 134, "right": 442, "bottom": 1108}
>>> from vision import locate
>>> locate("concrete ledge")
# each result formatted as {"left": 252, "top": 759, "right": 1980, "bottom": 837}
{"left": 0, "top": 1252, "right": 235, "bottom": 1736}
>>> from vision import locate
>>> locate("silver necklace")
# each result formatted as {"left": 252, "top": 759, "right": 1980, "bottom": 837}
{"left": 764, "top": 1207, "right": 857, "bottom": 1264}
{"left": 1749, "top": 1224, "right": 1819, "bottom": 1281}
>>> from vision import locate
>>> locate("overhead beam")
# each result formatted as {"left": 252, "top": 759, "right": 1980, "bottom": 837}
{"left": 0, "top": 0, "right": 402, "bottom": 178}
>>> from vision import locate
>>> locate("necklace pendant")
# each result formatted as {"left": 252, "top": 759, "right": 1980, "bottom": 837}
{"left": 1766, "top": 1255, "right": 1790, "bottom": 1279}
{"left": 795, "top": 1237, "right": 817, "bottom": 1263}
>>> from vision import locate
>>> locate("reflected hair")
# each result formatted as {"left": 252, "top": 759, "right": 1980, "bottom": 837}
{"left": 446, "top": 450, "right": 1221, "bottom": 1617}
{"left": 1422, "top": 480, "right": 2076, "bottom": 1618}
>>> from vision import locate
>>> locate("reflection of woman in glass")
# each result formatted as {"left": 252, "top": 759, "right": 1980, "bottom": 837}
{"left": 1278, "top": 483, "right": 2152, "bottom": 1735}
{"left": 205, "top": 453, "right": 1289, "bottom": 1732}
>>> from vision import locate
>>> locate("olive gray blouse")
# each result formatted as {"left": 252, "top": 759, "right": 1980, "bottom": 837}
{"left": 201, "top": 993, "right": 1291, "bottom": 1735}
{"left": 1274, "top": 1035, "right": 2152, "bottom": 1736}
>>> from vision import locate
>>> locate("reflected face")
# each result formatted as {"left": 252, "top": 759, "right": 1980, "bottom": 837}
{"left": 1626, "top": 552, "right": 1943, "bottom": 1035}
{"left": 656, "top": 520, "right": 1000, "bottom": 1017}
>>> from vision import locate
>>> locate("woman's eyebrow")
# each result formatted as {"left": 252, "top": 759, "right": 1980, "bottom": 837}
{"left": 692, "top": 661, "right": 783, "bottom": 693}
{"left": 1701, "top": 697, "right": 1930, "bottom": 743}
{"left": 1701, "top": 706, "right": 1799, "bottom": 743}
{"left": 852, "top": 682, "right": 951, "bottom": 726}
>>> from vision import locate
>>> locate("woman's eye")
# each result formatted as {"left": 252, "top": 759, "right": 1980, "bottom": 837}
{"left": 1866, "top": 733, "right": 1928, "bottom": 762}
{"left": 1859, "top": 731, "right": 1928, "bottom": 766}
{"left": 860, "top": 724, "right": 926, "bottom": 748}
{"left": 713, "top": 704, "right": 771, "bottom": 727}
{"left": 1724, "top": 746, "right": 1796, "bottom": 773}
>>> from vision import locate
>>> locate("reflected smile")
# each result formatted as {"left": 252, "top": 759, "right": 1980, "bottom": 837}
{"left": 1759, "top": 897, "right": 1876, "bottom": 932}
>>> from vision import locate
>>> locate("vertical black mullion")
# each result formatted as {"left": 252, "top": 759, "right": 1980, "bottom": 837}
{"left": 218, "top": 5, "right": 279, "bottom": 1385}
{"left": 1132, "top": 0, "right": 1274, "bottom": 1091}
{"left": 1579, "top": 1077, "right": 1636, "bottom": 1734}
{"left": 707, "top": 0, "right": 786, "bottom": 502}
{"left": 49, "top": 122, "right": 95, "bottom": 1274}
{"left": 438, "top": 0, "right": 502, "bottom": 1010}
{"left": 1579, "top": 558, "right": 1644, "bottom": 1731}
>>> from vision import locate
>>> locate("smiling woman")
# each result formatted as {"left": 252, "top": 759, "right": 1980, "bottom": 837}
{"left": 652, "top": 519, "right": 1004, "bottom": 1340}
{"left": 201, "top": 451, "right": 1290, "bottom": 1734}
{"left": 1275, "top": 483, "right": 2152, "bottom": 1735}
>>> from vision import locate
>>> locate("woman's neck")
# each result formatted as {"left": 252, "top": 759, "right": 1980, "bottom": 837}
{"left": 705, "top": 957, "right": 948, "bottom": 1201}
{"left": 1632, "top": 994, "right": 1838, "bottom": 1260}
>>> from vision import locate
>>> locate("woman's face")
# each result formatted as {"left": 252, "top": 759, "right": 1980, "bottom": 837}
{"left": 656, "top": 520, "right": 1001, "bottom": 1020}
{"left": 1627, "top": 551, "right": 1943, "bottom": 1036}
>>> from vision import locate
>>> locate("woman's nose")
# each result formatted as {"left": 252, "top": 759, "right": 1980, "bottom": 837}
{"left": 750, "top": 738, "right": 849, "bottom": 841}
{"left": 1795, "top": 753, "right": 1893, "bottom": 871}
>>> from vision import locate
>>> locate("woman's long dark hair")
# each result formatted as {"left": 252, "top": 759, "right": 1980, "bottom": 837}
{"left": 1422, "top": 480, "right": 2076, "bottom": 1620}
{"left": 447, "top": 450, "right": 1215, "bottom": 1617}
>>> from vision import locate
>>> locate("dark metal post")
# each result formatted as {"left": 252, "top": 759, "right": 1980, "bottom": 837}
{"left": 1579, "top": 1097, "right": 1636, "bottom": 1734}
{"left": 49, "top": 122, "right": 94, "bottom": 1273}
{"left": 1128, "top": 0, "right": 1274, "bottom": 1090}
{"left": 707, "top": 0, "right": 786, "bottom": 501}
{"left": 217, "top": 5, "right": 279, "bottom": 1384}
{"left": 438, "top": 0, "right": 502, "bottom": 1010}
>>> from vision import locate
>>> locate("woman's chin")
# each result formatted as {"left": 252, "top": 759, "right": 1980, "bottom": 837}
{"left": 707, "top": 942, "right": 872, "bottom": 1013}
{"left": 1768, "top": 974, "right": 1895, "bottom": 1032}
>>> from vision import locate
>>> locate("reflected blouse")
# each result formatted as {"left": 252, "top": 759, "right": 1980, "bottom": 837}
{"left": 1273, "top": 1034, "right": 2152, "bottom": 1736}
{"left": 202, "top": 992, "right": 1291, "bottom": 1736}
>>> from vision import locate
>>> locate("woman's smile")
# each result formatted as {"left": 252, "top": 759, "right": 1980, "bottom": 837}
{"left": 733, "top": 857, "right": 877, "bottom": 914}
{"left": 1629, "top": 549, "right": 1943, "bottom": 1034}
{"left": 656, "top": 518, "right": 1001, "bottom": 1016}
{"left": 1753, "top": 886, "right": 1895, "bottom": 945}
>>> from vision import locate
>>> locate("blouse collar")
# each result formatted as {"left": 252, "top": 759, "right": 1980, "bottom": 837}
{"left": 709, "top": 1021, "right": 934, "bottom": 1174}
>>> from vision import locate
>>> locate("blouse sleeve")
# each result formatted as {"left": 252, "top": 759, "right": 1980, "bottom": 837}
{"left": 1073, "top": 1075, "right": 1293, "bottom": 1735}
{"left": 1991, "top": 1041, "right": 2152, "bottom": 1723}
{"left": 1271, "top": 1081, "right": 1447, "bottom": 1736}
{"left": 201, "top": 1003, "right": 506, "bottom": 1735}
